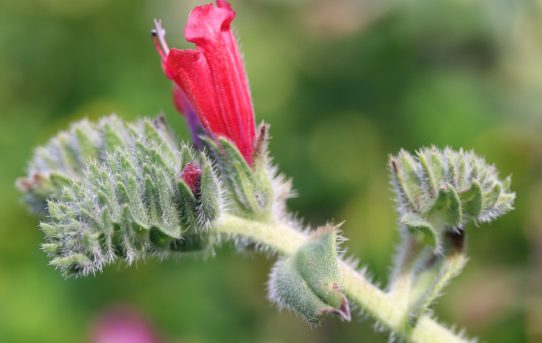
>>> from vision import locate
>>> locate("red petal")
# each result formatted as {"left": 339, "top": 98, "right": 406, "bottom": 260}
{"left": 216, "top": 0, "right": 233, "bottom": 12}
{"left": 165, "top": 48, "right": 228, "bottom": 136}
{"left": 184, "top": 2, "right": 255, "bottom": 164}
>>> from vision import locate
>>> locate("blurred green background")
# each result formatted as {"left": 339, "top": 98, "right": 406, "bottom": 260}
{"left": 1, "top": 0, "right": 541, "bottom": 342}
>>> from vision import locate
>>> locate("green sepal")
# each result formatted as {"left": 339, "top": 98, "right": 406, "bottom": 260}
{"left": 149, "top": 227, "right": 172, "bottom": 249}
{"left": 268, "top": 227, "right": 350, "bottom": 325}
{"left": 101, "top": 122, "right": 126, "bottom": 153}
{"left": 169, "top": 234, "right": 215, "bottom": 255}
{"left": 428, "top": 184, "right": 462, "bottom": 228}
{"left": 503, "top": 175, "right": 512, "bottom": 190}
{"left": 177, "top": 179, "right": 198, "bottom": 231}
{"left": 49, "top": 172, "right": 72, "bottom": 190}
{"left": 460, "top": 181, "right": 483, "bottom": 218}
{"left": 141, "top": 119, "right": 176, "bottom": 162}
{"left": 73, "top": 126, "right": 99, "bottom": 162}
{"left": 41, "top": 242, "right": 63, "bottom": 255}
{"left": 57, "top": 132, "right": 81, "bottom": 174}
{"left": 202, "top": 133, "right": 273, "bottom": 220}
{"left": 50, "top": 253, "right": 93, "bottom": 276}
{"left": 483, "top": 182, "right": 502, "bottom": 212}
{"left": 197, "top": 154, "right": 221, "bottom": 225}
{"left": 390, "top": 150, "right": 424, "bottom": 212}
{"left": 145, "top": 115, "right": 178, "bottom": 150}
{"left": 401, "top": 212, "right": 439, "bottom": 249}
{"left": 180, "top": 145, "right": 196, "bottom": 166}
{"left": 418, "top": 147, "right": 445, "bottom": 197}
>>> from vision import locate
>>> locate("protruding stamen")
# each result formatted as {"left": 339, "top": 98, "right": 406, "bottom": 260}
{"left": 152, "top": 19, "right": 170, "bottom": 61}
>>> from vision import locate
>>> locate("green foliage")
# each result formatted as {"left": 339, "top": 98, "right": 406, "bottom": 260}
{"left": 268, "top": 226, "right": 350, "bottom": 325}
{"left": 20, "top": 116, "right": 222, "bottom": 277}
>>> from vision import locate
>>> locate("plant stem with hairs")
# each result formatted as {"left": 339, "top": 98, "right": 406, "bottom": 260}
{"left": 213, "top": 214, "right": 468, "bottom": 343}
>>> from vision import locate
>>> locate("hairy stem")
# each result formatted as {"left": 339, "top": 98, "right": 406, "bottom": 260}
{"left": 214, "top": 214, "right": 468, "bottom": 343}
{"left": 388, "top": 235, "right": 427, "bottom": 311}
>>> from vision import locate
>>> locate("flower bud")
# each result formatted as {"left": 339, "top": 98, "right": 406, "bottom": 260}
{"left": 20, "top": 116, "right": 223, "bottom": 277}
{"left": 268, "top": 226, "right": 350, "bottom": 325}
{"left": 389, "top": 147, "right": 515, "bottom": 251}
{"left": 16, "top": 115, "right": 178, "bottom": 215}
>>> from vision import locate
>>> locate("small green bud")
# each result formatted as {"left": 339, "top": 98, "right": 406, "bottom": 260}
{"left": 268, "top": 226, "right": 350, "bottom": 325}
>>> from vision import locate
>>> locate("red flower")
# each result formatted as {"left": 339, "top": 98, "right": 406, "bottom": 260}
{"left": 153, "top": 0, "right": 256, "bottom": 165}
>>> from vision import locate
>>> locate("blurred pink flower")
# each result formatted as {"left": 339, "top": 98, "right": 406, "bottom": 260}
{"left": 91, "top": 305, "right": 160, "bottom": 343}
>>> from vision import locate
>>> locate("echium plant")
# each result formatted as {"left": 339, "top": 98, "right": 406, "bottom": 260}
{"left": 17, "top": 1, "right": 515, "bottom": 342}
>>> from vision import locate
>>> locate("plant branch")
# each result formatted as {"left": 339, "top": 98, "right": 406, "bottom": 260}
{"left": 214, "top": 214, "right": 469, "bottom": 343}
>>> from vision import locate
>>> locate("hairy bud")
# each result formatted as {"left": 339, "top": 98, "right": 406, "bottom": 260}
{"left": 17, "top": 115, "right": 177, "bottom": 215}
{"left": 389, "top": 147, "right": 515, "bottom": 251}
{"left": 268, "top": 226, "right": 350, "bottom": 325}
{"left": 388, "top": 147, "right": 515, "bottom": 321}
{"left": 19, "top": 116, "right": 222, "bottom": 277}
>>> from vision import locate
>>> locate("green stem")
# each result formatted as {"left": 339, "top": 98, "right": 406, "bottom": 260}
{"left": 408, "top": 253, "right": 467, "bottom": 320}
{"left": 213, "top": 214, "right": 468, "bottom": 343}
{"left": 388, "top": 235, "right": 426, "bottom": 310}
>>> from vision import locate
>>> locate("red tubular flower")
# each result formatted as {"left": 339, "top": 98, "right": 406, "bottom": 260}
{"left": 153, "top": 1, "right": 256, "bottom": 165}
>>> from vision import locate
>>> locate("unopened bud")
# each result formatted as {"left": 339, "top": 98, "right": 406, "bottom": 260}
{"left": 268, "top": 226, "right": 350, "bottom": 325}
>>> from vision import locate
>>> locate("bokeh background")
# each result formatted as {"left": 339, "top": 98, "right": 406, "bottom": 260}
{"left": 1, "top": 0, "right": 541, "bottom": 342}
